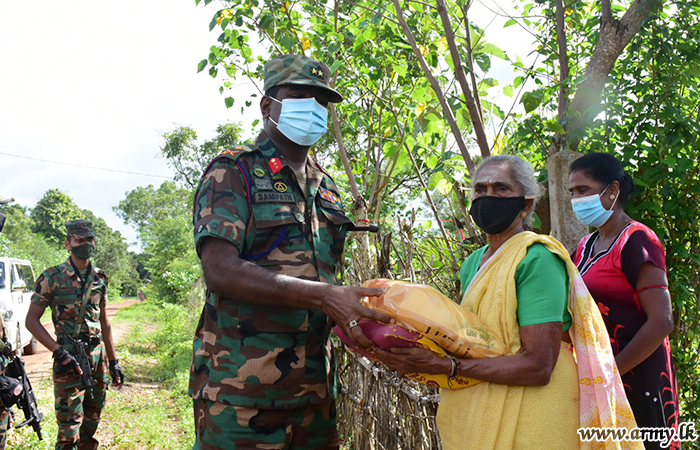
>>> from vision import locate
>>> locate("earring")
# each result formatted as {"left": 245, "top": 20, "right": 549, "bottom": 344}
{"left": 610, "top": 195, "right": 615, "bottom": 200}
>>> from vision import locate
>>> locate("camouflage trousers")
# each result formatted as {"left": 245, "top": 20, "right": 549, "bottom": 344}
{"left": 53, "top": 341, "right": 109, "bottom": 450}
{"left": 193, "top": 399, "right": 339, "bottom": 450}
{"left": 0, "top": 406, "right": 9, "bottom": 450}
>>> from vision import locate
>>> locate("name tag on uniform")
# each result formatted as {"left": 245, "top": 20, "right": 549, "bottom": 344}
{"left": 254, "top": 179, "right": 273, "bottom": 190}
{"left": 254, "top": 192, "right": 296, "bottom": 203}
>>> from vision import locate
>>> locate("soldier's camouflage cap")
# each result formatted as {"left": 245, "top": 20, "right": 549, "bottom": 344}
{"left": 65, "top": 220, "right": 95, "bottom": 238}
{"left": 263, "top": 54, "right": 343, "bottom": 103}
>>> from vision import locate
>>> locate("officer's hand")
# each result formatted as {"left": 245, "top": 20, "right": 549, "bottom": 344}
{"left": 325, "top": 286, "right": 393, "bottom": 350}
{"left": 53, "top": 347, "right": 82, "bottom": 377}
{"left": 109, "top": 359, "right": 124, "bottom": 388}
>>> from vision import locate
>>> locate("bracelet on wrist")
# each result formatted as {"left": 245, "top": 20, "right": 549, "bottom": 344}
{"left": 448, "top": 356, "right": 460, "bottom": 377}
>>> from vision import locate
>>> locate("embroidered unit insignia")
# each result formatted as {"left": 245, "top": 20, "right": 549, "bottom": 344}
{"left": 253, "top": 167, "right": 266, "bottom": 178}
{"left": 274, "top": 182, "right": 288, "bottom": 193}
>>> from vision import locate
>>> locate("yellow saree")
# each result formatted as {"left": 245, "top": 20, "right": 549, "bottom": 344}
{"left": 437, "top": 232, "right": 641, "bottom": 450}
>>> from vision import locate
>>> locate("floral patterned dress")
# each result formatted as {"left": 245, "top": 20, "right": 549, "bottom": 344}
{"left": 573, "top": 221, "right": 680, "bottom": 450}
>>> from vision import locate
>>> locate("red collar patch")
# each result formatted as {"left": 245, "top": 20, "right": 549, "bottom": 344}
{"left": 268, "top": 157, "right": 284, "bottom": 174}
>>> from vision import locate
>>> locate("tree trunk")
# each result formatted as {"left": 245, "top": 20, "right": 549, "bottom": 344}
{"left": 548, "top": 151, "right": 588, "bottom": 253}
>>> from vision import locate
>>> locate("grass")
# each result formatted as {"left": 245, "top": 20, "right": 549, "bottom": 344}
{"left": 38, "top": 296, "right": 135, "bottom": 324}
{"left": 8, "top": 298, "right": 198, "bottom": 449}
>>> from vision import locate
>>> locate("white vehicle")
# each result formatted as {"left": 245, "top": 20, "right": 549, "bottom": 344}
{"left": 0, "top": 257, "right": 38, "bottom": 355}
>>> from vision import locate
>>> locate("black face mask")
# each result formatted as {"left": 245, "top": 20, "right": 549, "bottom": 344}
{"left": 71, "top": 243, "right": 95, "bottom": 260}
{"left": 469, "top": 196, "right": 528, "bottom": 235}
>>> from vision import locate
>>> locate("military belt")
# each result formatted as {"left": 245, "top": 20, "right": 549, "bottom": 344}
{"left": 57, "top": 334, "right": 102, "bottom": 347}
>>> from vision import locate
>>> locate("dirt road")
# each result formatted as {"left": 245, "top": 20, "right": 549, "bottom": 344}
{"left": 22, "top": 298, "right": 140, "bottom": 385}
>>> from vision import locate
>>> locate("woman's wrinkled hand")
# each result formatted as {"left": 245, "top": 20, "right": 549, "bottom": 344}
{"left": 372, "top": 346, "right": 451, "bottom": 377}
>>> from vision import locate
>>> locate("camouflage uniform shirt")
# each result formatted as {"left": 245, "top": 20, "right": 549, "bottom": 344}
{"left": 189, "top": 136, "right": 351, "bottom": 409}
{"left": 31, "top": 259, "right": 108, "bottom": 338}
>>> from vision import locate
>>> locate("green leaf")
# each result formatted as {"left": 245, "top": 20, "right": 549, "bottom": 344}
{"left": 544, "top": 120, "right": 565, "bottom": 134}
{"left": 477, "top": 78, "right": 499, "bottom": 90}
{"left": 280, "top": 34, "right": 297, "bottom": 52}
{"left": 474, "top": 53, "right": 491, "bottom": 72}
{"left": 477, "top": 43, "right": 506, "bottom": 60}
{"left": 531, "top": 212, "right": 542, "bottom": 230}
{"left": 197, "top": 59, "right": 208, "bottom": 73}
{"left": 426, "top": 155, "right": 439, "bottom": 169}
{"left": 394, "top": 64, "right": 407, "bottom": 78}
{"left": 259, "top": 15, "right": 273, "bottom": 31}
{"left": 209, "top": 14, "right": 218, "bottom": 32}
{"left": 503, "top": 85, "right": 513, "bottom": 97}
{"left": 224, "top": 97, "right": 234, "bottom": 108}
{"left": 504, "top": 19, "right": 517, "bottom": 28}
{"left": 329, "top": 60, "right": 343, "bottom": 74}
{"left": 428, "top": 171, "right": 444, "bottom": 190}
{"left": 521, "top": 91, "right": 543, "bottom": 113}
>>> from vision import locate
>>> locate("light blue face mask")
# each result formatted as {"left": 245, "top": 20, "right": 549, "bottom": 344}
{"left": 269, "top": 96, "right": 328, "bottom": 146}
{"left": 571, "top": 184, "right": 618, "bottom": 227}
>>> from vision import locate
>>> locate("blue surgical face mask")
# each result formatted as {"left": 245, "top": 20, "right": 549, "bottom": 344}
{"left": 571, "top": 184, "right": 618, "bottom": 227}
{"left": 268, "top": 96, "right": 328, "bottom": 146}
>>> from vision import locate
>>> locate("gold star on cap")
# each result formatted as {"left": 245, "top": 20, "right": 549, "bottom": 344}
{"left": 311, "top": 67, "right": 323, "bottom": 77}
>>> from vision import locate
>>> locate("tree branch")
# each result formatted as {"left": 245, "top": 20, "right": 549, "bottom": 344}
{"left": 461, "top": 2, "right": 485, "bottom": 125}
{"left": 404, "top": 143, "right": 458, "bottom": 267}
{"left": 565, "top": 0, "right": 662, "bottom": 150}
{"left": 555, "top": 0, "right": 570, "bottom": 126}
{"left": 601, "top": 0, "right": 613, "bottom": 24}
{"left": 392, "top": 0, "right": 476, "bottom": 174}
{"left": 436, "top": 0, "right": 490, "bottom": 159}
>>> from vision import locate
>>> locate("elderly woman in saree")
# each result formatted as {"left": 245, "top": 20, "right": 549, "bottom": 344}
{"left": 373, "top": 155, "right": 641, "bottom": 450}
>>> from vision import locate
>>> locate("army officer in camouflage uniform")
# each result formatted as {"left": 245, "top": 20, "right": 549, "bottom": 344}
{"left": 190, "top": 54, "right": 392, "bottom": 449}
{"left": 26, "top": 220, "right": 124, "bottom": 450}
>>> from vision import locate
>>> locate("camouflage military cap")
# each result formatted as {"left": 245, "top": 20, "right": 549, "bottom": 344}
{"left": 263, "top": 54, "right": 343, "bottom": 103}
{"left": 65, "top": 220, "right": 95, "bottom": 238}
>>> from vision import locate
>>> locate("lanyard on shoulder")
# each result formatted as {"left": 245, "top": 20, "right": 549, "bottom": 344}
{"left": 69, "top": 259, "right": 95, "bottom": 339}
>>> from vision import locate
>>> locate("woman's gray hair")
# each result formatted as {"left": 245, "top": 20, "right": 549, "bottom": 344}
{"left": 472, "top": 155, "right": 543, "bottom": 228}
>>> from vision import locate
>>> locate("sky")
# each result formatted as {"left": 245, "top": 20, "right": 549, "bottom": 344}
{"left": 0, "top": 1, "right": 534, "bottom": 250}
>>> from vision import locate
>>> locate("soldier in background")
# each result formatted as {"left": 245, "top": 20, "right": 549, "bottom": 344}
{"left": 25, "top": 220, "right": 124, "bottom": 450}
{"left": 190, "top": 54, "right": 392, "bottom": 449}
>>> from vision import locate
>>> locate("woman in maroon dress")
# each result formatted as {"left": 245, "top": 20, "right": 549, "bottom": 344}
{"left": 569, "top": 153, "right": 680, "bottom": 450}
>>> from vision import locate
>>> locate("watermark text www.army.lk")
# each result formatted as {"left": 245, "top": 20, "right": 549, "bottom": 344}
{"left": 578, "top": 422, "right": 698, "bottom": 448}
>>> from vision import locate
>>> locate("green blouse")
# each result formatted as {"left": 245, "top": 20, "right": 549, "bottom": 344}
{"left": 460, "top": 243, "right": 572, "bottom": 332}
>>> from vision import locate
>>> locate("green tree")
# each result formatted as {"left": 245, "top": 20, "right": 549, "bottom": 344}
{"left": 115, "top": 181, "right": 199, "bottom": 303}
{"left": 81, "top": 210, "right": 138, "bottom": 297}
{"left": 115, "top": 181, "right": 191, "bottom": 237}
{"left": 160, "top": 122, "right": 244, "bottom": 189}
{"left": 30, "top": 189, "right": 83, "bottom": 245}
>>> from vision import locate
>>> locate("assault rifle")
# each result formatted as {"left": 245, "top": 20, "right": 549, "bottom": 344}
{"left": 72, "top": 337, "right": 95, "bottom": 400}
{"left": 0, "top": 341, "right": 43, "bottom": 440}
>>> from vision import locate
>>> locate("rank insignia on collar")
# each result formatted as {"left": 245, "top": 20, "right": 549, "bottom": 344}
{"left": 253, "top": 167, "right": 266, "bottom": 178}
{"left": 268, "top": 157, "right": 284, "bottom": 174}
{"left": 319, "top": 187, "right": 342, "bottom": 206}
{"left": 274, "top": 182, "right": 288, "bottom": 193}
